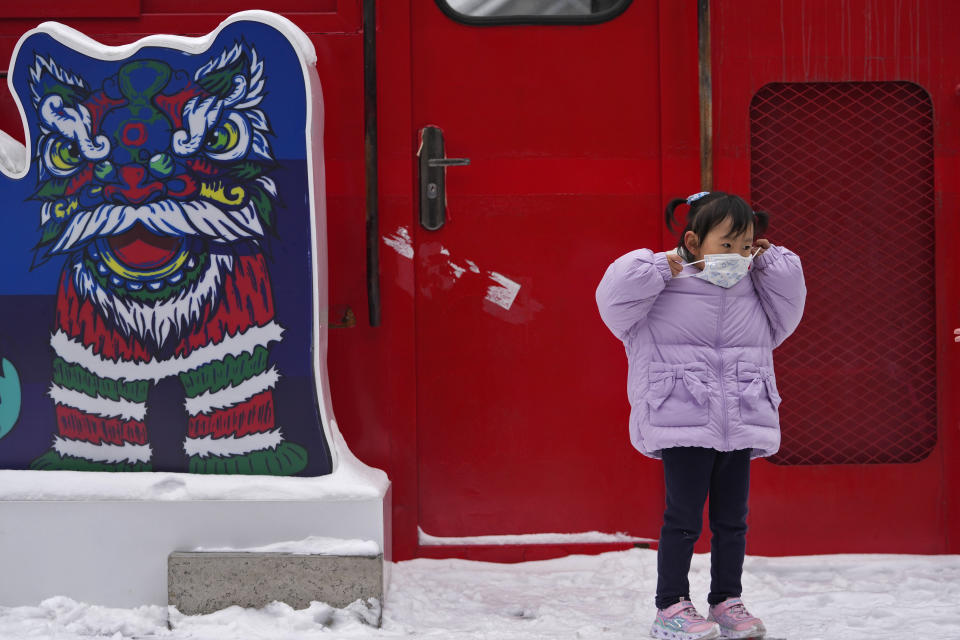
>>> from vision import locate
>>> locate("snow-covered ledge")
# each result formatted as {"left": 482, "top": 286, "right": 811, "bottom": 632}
{"left": 418, "top": 527, "right": 654, "bottom": 546}
{"left": 0, "top": 425, "right": 391, "bottom": 607}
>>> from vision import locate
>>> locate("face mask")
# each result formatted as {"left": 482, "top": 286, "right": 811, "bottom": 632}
{"left": 674, "top": 252, "right": 756, "bottom": 288}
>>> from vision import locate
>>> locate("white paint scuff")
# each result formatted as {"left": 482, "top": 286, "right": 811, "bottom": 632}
{"left": 485, "top": 271, "right": 521, "bottom": 310}
{"left": 384, "top": 235, "right": 526, "bottom": 313}
{"left": 382, "top": 226, "right": 413, "bottom": 260}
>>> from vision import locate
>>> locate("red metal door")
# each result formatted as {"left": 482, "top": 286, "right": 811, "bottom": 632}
{"left": 408, "top": 0, "right": 683, "bottom": 553}
{"left": 712, "top": 0, "right": 959, "bottom": 553}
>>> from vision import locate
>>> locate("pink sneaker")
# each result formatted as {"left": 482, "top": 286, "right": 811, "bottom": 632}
{"left": 707, "top": 598, "right": 766, "bottom": 639}
{"left": 650, "top": 600, "right": 721, "bottom": 640}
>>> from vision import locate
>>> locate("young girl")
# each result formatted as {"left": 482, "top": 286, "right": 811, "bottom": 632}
{"left": 595, "top": 191, "right": 806, "bottom": 640}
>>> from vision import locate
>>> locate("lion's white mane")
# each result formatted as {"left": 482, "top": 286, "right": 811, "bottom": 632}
{"left": 72, "top": 253, "right": 234, "bottom": 348}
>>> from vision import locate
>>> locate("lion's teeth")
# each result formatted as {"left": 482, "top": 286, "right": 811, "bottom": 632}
{"left": 147, "top": 281, "right": 164, "bottom": 291}
{"left": 110, "top": 275, "right": 123, "bottom": 287}
{"left": 168, "top": 272, "right": 183, "bottom": 284}
{"left": 97, "top": 262, "right": 108, "bottom": 275}
{"left": 186, "top": 257, "right": 196, "bottom": 269}
{"left": 127, "top": 281, "right": 144, "bottom": 291}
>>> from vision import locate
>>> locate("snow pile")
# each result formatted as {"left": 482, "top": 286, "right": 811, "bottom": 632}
{"left": 419, "top": 526, "right": 653, "bottom": 546}
{"left": 0, "top": 597, "right": 167, "bottom": 639}
{"left": 1, "top": 548, "right": 959, "bottom": 639}
{"left": 170, "top": 599, "right": 381, "bottom": 637}
{"left": 0, "top": 597, "right": 379, "bottom": 639}
{"left": 195, "top": 535, "right": 381, "bottom": 556}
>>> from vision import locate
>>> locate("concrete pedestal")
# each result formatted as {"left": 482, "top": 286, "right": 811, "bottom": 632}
{"left": 169, "top": 551, "right": 383, "bottom": 625}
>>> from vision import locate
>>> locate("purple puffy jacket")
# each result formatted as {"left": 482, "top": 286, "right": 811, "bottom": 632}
{"left": 595, "top": 244, "right": 806, "bottom": 459}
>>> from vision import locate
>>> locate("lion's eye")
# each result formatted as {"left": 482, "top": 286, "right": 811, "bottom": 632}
{"left": 199, "top": 113, "right": 251, "bottom": 161}
{"left": 204, "top": 120, "right": 240, "bottom": 153}
{"left": 50, "top": 139, "right": 83, "bottom": 172}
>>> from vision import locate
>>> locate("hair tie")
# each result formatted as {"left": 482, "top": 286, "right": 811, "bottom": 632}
{"left": 686, "top": 191, "right": 709, "bottom": 204}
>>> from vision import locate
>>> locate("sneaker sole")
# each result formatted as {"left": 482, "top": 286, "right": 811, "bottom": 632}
{"left": 716, "top": 625, "right": 766, "bottom": 639}
{"left": 650, "top": 623, "right": 722, "bottom": 640}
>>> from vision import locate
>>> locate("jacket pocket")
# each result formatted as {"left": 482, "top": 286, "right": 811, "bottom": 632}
{"left": 736, "top": 361, "right": 782, "bottom": 427}
{"left": 646, "top": 362, "right": 710, "bottom": 427}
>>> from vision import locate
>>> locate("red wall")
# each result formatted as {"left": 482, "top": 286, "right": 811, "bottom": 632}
{"left": 1, "top": 0, "right": 957, "bottom": 562}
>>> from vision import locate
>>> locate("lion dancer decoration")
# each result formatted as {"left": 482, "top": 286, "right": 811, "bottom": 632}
{"left": 26, "top": 43, "right": 308, "bottom": 474}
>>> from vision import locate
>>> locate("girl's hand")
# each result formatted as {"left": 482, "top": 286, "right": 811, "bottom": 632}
{"left": 666, "top": 252, "right": 684, "bottom": 277}
{"left": 954, "top": 328, "right": 960, "bottom": 343}
{"left": 753, "top": 238, "right": 771, "bottom": 257}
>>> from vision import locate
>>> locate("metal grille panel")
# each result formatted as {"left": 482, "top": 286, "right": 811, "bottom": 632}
{"left": 750, "top": 82, "right": 936, "bottom": 465}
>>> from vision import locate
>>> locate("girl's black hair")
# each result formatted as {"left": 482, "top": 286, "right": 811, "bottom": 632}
{"left": 665, "top": 191, "right": 769, "bottom": 261}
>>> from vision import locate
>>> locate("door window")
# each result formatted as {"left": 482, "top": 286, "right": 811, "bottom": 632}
{"left": 437, "top": 0, "right": 630, "bottom": 24}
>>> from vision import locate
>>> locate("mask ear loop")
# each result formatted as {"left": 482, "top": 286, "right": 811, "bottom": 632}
{"left": 672, "top": 258, "right": 705, "bottom": 279}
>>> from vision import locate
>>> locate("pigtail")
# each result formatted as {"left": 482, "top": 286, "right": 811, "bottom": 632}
{"left": 753, "top": 209, "right": 770, "bottom": 237}
{"left": 666, "top": 194, "right": 714, "bottom": 261}
{"left": 664, "top": 198, "right": 687, "bottom": 233}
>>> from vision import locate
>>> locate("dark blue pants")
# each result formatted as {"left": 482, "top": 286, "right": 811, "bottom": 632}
{"left": 655, "top": 447, "right": 752, "bottom": 610}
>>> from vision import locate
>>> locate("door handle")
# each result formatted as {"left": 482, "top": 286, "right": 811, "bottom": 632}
{"left": 428, "top": 158, "right": 471, "bottom": 167}
{"left": 418, "top": 126, "right": 470, "bottom": 231}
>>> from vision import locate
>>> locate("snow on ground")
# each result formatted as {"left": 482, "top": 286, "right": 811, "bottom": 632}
{"left": 1, "top": 548, "right": 958, "bottom": 640}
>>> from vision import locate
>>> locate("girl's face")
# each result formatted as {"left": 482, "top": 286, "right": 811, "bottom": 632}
{"left": 683, "top": 216, "right": 754, "bottom": 269}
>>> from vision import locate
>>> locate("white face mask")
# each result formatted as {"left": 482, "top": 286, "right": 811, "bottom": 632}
{"left": 674, "top": 252, "right": 756, "bottom": 288}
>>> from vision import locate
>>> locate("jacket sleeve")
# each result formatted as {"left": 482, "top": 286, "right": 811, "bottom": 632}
{"left": 595, "top": 249, "right": 673, "bottom": 340}
{"left": 750, "top": 244, "right": 806, "bottom": 348}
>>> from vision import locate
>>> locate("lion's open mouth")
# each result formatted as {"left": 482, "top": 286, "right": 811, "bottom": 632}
{"left": 107, "top": 224, "right": 183, "bottom": 270}
{"left": 91, "top": 222, "right": 194, "bottom": 288}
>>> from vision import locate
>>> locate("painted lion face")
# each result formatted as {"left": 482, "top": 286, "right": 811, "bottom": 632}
{"left": 27, "top": 43, "right": 279, "bottom": 347}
